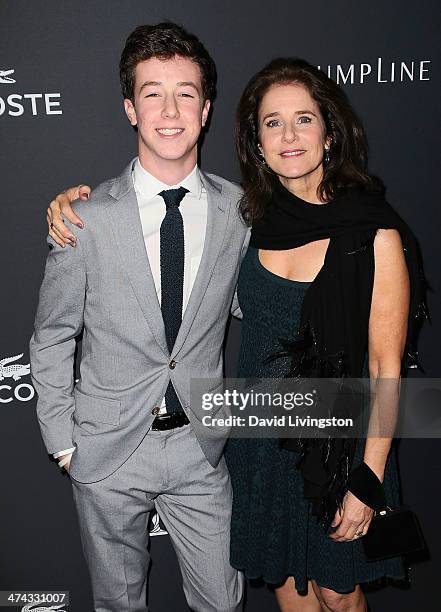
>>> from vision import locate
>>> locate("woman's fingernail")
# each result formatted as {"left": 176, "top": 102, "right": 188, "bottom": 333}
{"left": 77, "top": 222, "right": 84, "bottom": 229}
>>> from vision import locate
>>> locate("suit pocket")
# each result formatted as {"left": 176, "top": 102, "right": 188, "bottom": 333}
{"left": 73, "top": 388, "right": 121, "bottom": 426}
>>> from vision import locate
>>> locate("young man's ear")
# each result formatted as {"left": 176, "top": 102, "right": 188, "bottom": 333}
{"left": 124, "top": 99, "right": 137, "bottom": 127}
{"left": 201, "top": 99, "right": 211, "bottom": 128}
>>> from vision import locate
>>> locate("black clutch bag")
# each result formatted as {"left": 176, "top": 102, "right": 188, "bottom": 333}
{"left": 348, "top": 462, "right": 427, "bottom": 561}
{"left": 362, "top": 505, "right": 426, "bottom": 561}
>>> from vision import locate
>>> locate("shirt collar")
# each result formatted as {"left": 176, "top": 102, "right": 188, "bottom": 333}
{"left": 133, "top": 157, "right": 203, "bottom": 202}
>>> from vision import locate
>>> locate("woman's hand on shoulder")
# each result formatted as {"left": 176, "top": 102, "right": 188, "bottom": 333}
{"left": 47, "top": 184, "right": 91, "bottom": 248}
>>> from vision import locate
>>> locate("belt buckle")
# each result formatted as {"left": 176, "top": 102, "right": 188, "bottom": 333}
{"left": 151, "top": 413, "right": 170, "bottom": 431}
{"left": 152, "top": 411, "right": 188, "bottom": 431}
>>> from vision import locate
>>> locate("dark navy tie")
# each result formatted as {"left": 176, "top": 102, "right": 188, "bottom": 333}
{"left": 159, "top": 187, "right": 189, "bottom": 412}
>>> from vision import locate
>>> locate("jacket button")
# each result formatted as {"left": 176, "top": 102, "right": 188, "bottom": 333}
{"left": 169, "top": 360, "right": 177, "bottom": 370}
{"left": 151, "top": 407, "right": 160, "bottom": 416}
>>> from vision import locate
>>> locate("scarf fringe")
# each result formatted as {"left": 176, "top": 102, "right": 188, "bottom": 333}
{"left": 273, "top": 321, "right": 359, "bottom": 529}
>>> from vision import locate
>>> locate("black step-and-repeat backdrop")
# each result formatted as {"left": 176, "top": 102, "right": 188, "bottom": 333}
{"left": 1, "top": 1, "right": 439, "bottom": 611}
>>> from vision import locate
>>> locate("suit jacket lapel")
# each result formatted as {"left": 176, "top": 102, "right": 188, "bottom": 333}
{"left": 105, "top": 160, "right": 168, "bottom": 355}
{"left": 172, "top": 172, "right": 230, "bottom": 357}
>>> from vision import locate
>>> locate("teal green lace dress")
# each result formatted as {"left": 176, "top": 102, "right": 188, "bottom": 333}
{"left": 225, "top": 246, "right": 406, "bottom": 593}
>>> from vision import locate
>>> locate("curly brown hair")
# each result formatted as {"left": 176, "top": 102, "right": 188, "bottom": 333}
{"left": 119, "top": 22, "right": 217, "bottom": 103}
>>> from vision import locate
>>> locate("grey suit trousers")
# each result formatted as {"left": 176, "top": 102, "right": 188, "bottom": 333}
{"left": 70, "top": 423, "right": 244, "bottom": 612}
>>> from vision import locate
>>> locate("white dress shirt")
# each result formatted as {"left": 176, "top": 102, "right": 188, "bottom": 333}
{"left": 133, "top": 158, "right": 207, "bottom": 313}
{"left": 54, "top": 158, "right": 208, "bottom": 468}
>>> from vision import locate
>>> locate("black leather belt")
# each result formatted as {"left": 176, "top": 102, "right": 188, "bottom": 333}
{"left": 151, "top": 411, "right": 189, "bottom": 431}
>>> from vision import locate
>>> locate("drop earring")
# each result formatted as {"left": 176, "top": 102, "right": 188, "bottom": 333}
{"left": 258, "top": 146, "right": 267, "bottom": 165}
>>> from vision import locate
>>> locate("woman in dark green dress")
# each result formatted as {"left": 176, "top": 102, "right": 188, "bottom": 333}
{"left": 225, "top": 58, "right": 425, "bottom": 611}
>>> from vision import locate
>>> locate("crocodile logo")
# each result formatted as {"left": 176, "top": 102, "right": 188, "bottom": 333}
{"left": 0, "top": 69, "right": 16, "bottom": 84}
{"left": 21, "top": 604, "right": 68, "bottom": 612}
{"left": 0, "top": 354, "right": 30, "bottom": 381}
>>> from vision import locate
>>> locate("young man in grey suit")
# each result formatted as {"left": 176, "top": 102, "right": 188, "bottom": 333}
{"left": 30, "top": 22, "right": 247, "bottom": 612}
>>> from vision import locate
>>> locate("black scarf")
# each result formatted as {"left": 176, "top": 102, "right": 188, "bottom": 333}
{"left": 249, "top": 178, "right": 427, "bottom": 528}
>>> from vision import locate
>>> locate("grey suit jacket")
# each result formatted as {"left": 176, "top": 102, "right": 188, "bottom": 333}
{"left": 30, "top": 159, "right": 249, "bottom": 483}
